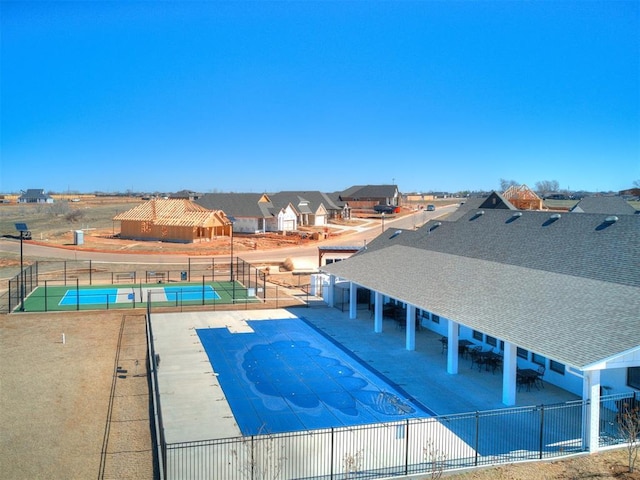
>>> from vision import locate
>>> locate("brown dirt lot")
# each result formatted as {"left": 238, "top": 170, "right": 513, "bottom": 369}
{"left": 1, "top": 310, "right": 639, "bottom": 480}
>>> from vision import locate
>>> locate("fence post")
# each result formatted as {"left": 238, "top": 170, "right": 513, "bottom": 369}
{"left": 251, "top": 435, "right": 255, "bottom": 480}
{"left": 539, "top": 405, "right": 545, "bottom": 459}
{"left": 44, "top": 280, "right": 48, "bottom": 312}
{"left": 89, "top": 260, "right": 92, "bottom": 285}
{"left": 64, "top": 261, "right": 67, "bottom": 286}
{"left": 474, "top": 411, "right": 480, "bottom": 466}
{"left": 404, "top": 419, "right": 410, "bottom": 475}
{"left": 330, "top": 427, "right": 334, "bottom": 479}
{"left": 76, "top": 278, "right": 80, "bottom": 311}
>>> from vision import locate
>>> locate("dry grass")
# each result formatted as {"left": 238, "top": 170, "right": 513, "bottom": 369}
{"left": 0, "top": 311, "right": 154, "bottom": 480}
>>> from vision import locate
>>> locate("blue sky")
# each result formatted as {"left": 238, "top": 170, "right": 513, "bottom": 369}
{"left": 1, "top": 1, "right": 638, "bottom": 194}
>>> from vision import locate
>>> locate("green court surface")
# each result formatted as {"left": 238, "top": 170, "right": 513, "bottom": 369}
{"left": 21, "top": 281, "right": 259, "bottom": 312}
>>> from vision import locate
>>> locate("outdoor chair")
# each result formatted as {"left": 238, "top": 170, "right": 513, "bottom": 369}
{"left": 439, "top": 336, "right": 448, "bottom": 354}
{"left": 535, "top": 366, "right": 546, "bottom": 389}
{"left": 469, "top": 347, "right": 484, "bottom": 371}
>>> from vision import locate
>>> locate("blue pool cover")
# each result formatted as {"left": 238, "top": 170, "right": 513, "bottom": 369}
{"left": 196, "top": 318, "right": 432, "bottom": 435}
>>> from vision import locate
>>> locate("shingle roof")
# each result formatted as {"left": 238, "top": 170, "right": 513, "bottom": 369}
{"left": 195, "top": 193, "right": 275, "bottom": 218}
{"left": 19, "top": 189, "right": 51, "bottom": 200}
{"left": 269, "top": 191, "right": 341, "bottom": 215}
{"left": 339, "top": 185, "right": 399, "bottom": 200}
{"left": 322, "top": 209, "right": 640, "bottom": 369}
{"left": 569, "top": 196, "right": 637, "bottom": 215}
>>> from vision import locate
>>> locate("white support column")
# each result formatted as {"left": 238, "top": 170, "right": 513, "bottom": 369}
{"left": 327, "top": 275, "right": 335, "bottom": 307}
{"left": 374, "top": 291, "right": 383, "bottom": 333}
{"left": 582, "top": 369, "right": 601, "bottom": 453}
{"left": 349, "top": 282, "right": 357, "bottom": 319}
{"left": 502, "top": 341, "right": 517, "bottom": 406}
{"left": 405, "top": 305, "right": 416, "bottom": 351}
{"left": 446, "top": 320, "right": 459, "bottom": 374}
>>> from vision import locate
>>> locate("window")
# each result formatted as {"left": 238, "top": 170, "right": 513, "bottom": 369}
{"left": 550, "top": 360, "right": 565, "bottom": 374}
{"left": 486, "top": 336, "right": 497, "bottom": 347}
{"left": 532, "top": 353, "right": 546, "bottom": 366}
{"left": 517, "top": 347, "right": 528, "bottom": 360}
{"left": 431, "top": 314, "right": 440, "bottom": 324}
{"left": 472, "top": 330, "right": 483, "bottom": 341}
{"left": 628, "top": 367, "right": 640, "bottom": 390}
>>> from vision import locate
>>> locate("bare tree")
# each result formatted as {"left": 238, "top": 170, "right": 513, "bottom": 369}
{"left": 499, "top": 179, "right": 519, "bottom": 192}
{"left": 633, "top": 179, "right": 640, "bottom": 188}
{"left": 423, "top": 439, "right": 447, "bottom": 479}
{"left": 535, "top": 180, "right": 560, "bottom": 197}
{"left": 617, "top": 399, "right": 640, "bottom": 473}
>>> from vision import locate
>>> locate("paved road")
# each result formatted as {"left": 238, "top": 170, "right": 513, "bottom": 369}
{"left": 0, "top": 205, "right": 458, "bottom": 268}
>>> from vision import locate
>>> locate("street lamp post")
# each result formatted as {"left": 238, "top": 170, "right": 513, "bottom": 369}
{"left": 15, "top": 223, "right": 29, "bottom": 311}
{"left": 381, "top": 213, "right": 385, "bottom": 233}
{"left": 227, "top": 216, "right": 236, "bottom": 304}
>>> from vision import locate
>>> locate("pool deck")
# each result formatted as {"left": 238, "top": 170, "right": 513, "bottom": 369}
{"left": 151, "top": 306, "right": 579, "bottom": 444}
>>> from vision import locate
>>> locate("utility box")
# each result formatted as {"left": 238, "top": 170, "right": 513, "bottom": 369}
{"left": 74, "top": 230, "right": 84, "bottom": 245}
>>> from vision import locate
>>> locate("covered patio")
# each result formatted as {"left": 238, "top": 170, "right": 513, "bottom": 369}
{"left": 295, "top": 305, "right": 579, "bottom": 415}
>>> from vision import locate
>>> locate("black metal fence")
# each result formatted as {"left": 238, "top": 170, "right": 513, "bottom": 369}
{"left": 151, "top": 390, "right": 640, "bottom": 480}
{"left": 5, "top": 258, "right": 317, "bottom": 313}
{"left": 7, "top": 262, "right": 38, "bottom": 312}
{"left": 161, "top": 400, "right": 591, "bottom": 480}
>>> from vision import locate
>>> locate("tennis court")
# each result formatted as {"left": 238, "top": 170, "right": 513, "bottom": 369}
{"left": 22, "top": 281, "right": 255, "bottom": 311}
{"left": 196, "top": 317, "right": 433, "bottom": 435}
{"left": 59, "top": 285, "right": 220, "bottom": 306}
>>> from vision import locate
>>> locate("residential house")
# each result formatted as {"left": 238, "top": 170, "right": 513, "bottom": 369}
{"left": 269, "top": 191, "right": 343, "bottom": 227}
{"left": 569, "top": 196, "right": 638, "bottom": 215}
{"left": 502, "top": 184, "right": 543, "bottom": 210}
{"left": 17, "top": 189, "right": 54, "bottom": 204}
{"left": 319, "top": 202, "right": 640, "bottom": 453}
{"left": 170, "top": 190, "right": 201, "bottom": 201}
{"left": 113, "top": 199, "right": 230, "bottom": 243}
{"left": 338, "top": 185, "right": 401, "bottom": 213}
{"left": 196, "top": 193, "right": 296, "bottom": 233}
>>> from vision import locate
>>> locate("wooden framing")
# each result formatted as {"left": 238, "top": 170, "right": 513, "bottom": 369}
{"left": 502, "top": 185, "right": 543, "bottom": 210}
{"left": 113, "top": 199, "right": 231, "bottom": 243}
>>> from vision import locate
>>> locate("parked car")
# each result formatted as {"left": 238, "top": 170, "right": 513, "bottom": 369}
{"left": 373, "top": 204, "right": 395, "bottom": 214}
{"left": 426, "top": 204, "right": 436, "bottom": 211}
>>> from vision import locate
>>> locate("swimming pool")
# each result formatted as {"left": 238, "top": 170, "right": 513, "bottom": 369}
{"left": 196, "top": 318, "right": 432, "bottom": 435}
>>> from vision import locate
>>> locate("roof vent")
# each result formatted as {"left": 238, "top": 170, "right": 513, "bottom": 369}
{"left": 428, "top": 222, "right": 442, "bottom": 233}
{"left": 542, "top": 213, "right": 562, "bottom": 227}
{"left": 596, "top": 215, "right": 620, "bottom": 231}
{"left": 505, "top": 211, "right": 523, "bottom": 224}
{"left": 470, "top": 210, "right": 485, "bottom": 221}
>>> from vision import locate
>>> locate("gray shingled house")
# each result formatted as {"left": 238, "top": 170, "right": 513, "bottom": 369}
{"left": 269, "top": 191, "right": 343, "bottom": 227}
{"left": 569, "top": 195, "right": 638, "bottom": 215}
{"left": 17, "top": 189, "right": 54, "bottom": 204}
{"left": 195, "top": 193, "right": 299, "bottom": 233}
{"left": 338, "top": 184, "right": 401, "bottom": 212}
{"left": 320, "top": 205, "right": 639, "bottom": 453}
